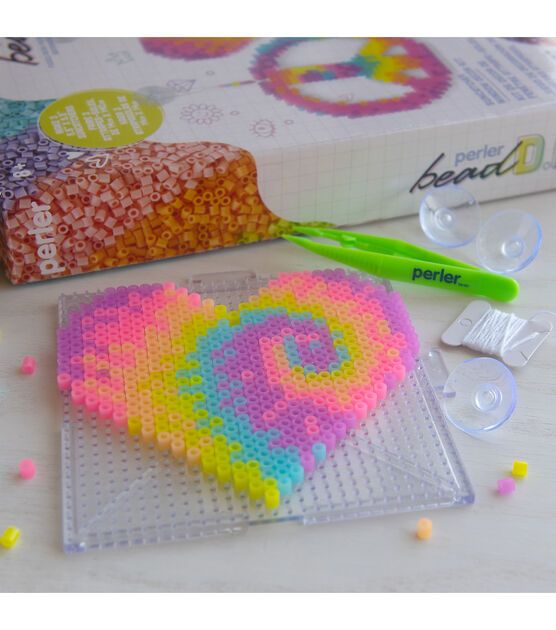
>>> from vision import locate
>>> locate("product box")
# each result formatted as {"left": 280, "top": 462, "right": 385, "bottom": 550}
{"left": 1, "top": 37, "right": 556, "bottom": 284}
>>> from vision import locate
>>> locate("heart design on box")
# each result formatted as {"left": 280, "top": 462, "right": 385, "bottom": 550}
{"left": 57, "top": 269, "right": 419, "bottom": 509}
{"left": 84, "top": 153, "right": 110, "bottom": 169}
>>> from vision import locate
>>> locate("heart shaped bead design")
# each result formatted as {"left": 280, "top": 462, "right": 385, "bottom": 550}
{"left": 57, "top": 269, "right": 419, "bottom": 509}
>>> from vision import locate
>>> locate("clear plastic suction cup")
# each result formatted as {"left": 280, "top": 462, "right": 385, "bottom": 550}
{"left": 476, "top": 210, "right": 542, "bottom": 274}
{"left": 419, "top": 185, "right": 481, "bottom": 248}
{"left": 442, "top": 357, "right": 517, "bottom": 435}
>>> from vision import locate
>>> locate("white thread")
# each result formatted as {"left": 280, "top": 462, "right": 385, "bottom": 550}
{"left": 463, "top": 308, "right": 556, "bottom": 359}
{"left": 464, "top": 309, "right": 529, "bottom": 357}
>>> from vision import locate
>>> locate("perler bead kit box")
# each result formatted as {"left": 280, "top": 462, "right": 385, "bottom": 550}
{"left": 1, "top": 37, "right": 556, "bottom": 284}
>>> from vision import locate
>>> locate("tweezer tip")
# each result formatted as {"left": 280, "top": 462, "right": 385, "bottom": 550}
{"left": 282, "top": 234, "right": 304, "bottom": 243}
{"left": 292, "top": 225, "right": 323, "bottom": 236}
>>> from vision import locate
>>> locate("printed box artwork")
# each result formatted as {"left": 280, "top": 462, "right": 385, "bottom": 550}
{"left": 1, "top": 37, "right": 556, "bottom": 284}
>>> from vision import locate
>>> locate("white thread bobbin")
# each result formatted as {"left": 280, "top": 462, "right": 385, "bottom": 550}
{"left": 463, "top": 309, "right": 526, "bottom": 356}
{"left": 442, "top": 300, "right": 554, "bottom": 367}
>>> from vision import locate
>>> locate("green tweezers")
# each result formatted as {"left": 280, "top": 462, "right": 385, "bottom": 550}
{"left": 284, "top": 226, "right": 519, "bottom": 302}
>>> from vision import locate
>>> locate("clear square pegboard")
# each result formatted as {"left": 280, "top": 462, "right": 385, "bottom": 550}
{"left": 60, "top": 270, "right": 474, "bottom": 553}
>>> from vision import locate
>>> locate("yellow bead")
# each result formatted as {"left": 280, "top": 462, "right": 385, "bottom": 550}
{"left": 232, "top": 469, "right": 248, "bottom": 493}
{"left": 200, "top": 443, "right": 214, "bottom": 456}
{"left": 0, "top": 526, "right": 20, "bottom": 549}
{"left": 216, "top": 464, "right": 232, "bottom": 485}
{"left": 248, "top": 478, "right": 264, "bottom": 501}
{"left": 213, "top": 434, "right": 227, "bottom": 447}
{"left": 246, "top": 460, "right": 261, "bottom": 478}
{"left": 512, "top": 460, "right": 528, "bottom": 478}
{"left": 128, "top": 419, "right": 142, "bottom": 435}
{"left": 201, "top": 454, "right": 216, "bottom": 476}
{"left": 215, "top": 442, "right": 228, "bottom": 456}
{"left": 231, "top": 461, "right": 246, "bottom": 473}
{"left": 264, "top": 487, "right": 280, "bottom": 510}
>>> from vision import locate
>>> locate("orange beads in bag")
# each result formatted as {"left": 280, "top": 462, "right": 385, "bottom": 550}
{"left": 1, "top": 117, "right": 293, "bottom": 284}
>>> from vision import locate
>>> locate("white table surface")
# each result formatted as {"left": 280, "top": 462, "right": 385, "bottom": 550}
{"left": 1, "top": 190, "right": 555, "bottom": 593}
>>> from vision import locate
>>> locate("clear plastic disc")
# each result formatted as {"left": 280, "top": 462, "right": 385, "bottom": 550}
{"left": 442, "top": 357, "right": 517, "bottom": 435}
{"left": 476, "top": 210, "right": 542, "bottom": 274}
{"left": 419, "top": 185, "right": 481, "bottom": 248}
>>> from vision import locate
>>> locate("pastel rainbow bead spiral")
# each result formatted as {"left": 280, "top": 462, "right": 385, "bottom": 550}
{"left": 57, "top": 270, "right": 419, "bottom": 509}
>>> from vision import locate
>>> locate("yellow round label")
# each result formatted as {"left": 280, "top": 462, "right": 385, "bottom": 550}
{"left": 38, "top": 88, "right": 164, "bottom": 149}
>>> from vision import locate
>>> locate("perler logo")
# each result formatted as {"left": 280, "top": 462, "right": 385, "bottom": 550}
{"left": 412, "top": 267, "right": 465, "bottom": 286}
{"left": 28, "top": 201, "right": 65, "bottom": 276}
{"left": 410, "top": 136, "right": 546, "bottom": 193}
{"left": 0, "top": 37, "right": 38, "bottom": 66}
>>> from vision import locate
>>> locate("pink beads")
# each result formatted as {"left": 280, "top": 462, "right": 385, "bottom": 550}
{"left": 20, "top": 355, "right": 36, "bottom": 375}
{"left": 57, "top": 373, "right": 72, "bottom": 390}
{"left": 19, "top": 459, "right": 36, "bottom": 480}
{"left": 497, "top": 477, "right": 516, "bottom": 495}
{"left": 98, "top": 402, "right": 113, "bottom": 419}
{"left": 332, "top": 421, "right": 347, "bottom": 440}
